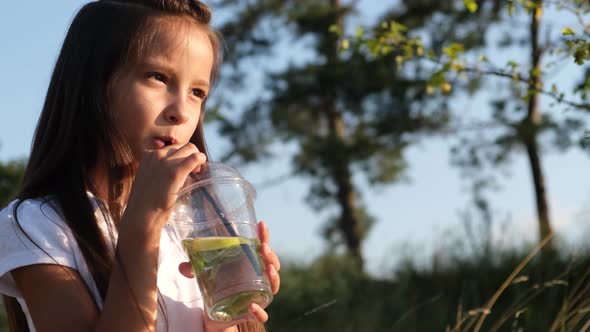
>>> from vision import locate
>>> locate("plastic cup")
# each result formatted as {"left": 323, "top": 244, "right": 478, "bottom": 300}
{"left": 169, "top": 162, "right": 273, "bottom": 321}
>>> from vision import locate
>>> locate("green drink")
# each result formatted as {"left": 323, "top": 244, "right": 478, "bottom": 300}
{"left": 182, "top": 236, "right": 273, "bottom": 321}
{"left": 170, "top": 162, "right": 274, "bottom": 322}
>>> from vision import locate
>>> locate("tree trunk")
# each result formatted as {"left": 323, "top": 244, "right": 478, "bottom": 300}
{"left": 326, "top": 108, "right": 364, "bottom": 269}
{"left": 524, "top": 0, "right": 554, "bottom": 252}
{"left": 324, "top": 0, "right": 364, "bottom": 269}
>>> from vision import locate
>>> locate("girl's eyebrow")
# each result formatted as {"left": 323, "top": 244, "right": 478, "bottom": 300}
{"left": 140, "top": 59, "right": 210, "bottom": 88}
{"left": 192, "top": 78, "right": 210, "bottom": 88}
{"left": 140, "top": 58, "right": 174, "bottom": 72}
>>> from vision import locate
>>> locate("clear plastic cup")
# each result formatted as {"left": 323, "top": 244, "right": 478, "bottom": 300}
{"left": 169, "top": 162, "right": 273, "bottom": 321}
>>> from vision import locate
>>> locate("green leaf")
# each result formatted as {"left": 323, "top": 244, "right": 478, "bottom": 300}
{"left": 507, "top": 3, "right": 516, "bottom": 16}
{"left": 562, "top": 28, "right": 576, "bottom": 36}
{"left": 463, "top": 0, "right": 478, "bottom": 13}
{"left": 328, "top": 24, "right": 341, "bottom": 35}
{"left": 389, "top": 21, "right": 408, "bottom": 33}
{"left": 443, "top": 43, "right": 465, "bottom": 60}
{"left": 530, "top": 67, "right": 542, "bottom": 79}
{"left": 394, "top": 55, "right": 404, "bottom": 69}
{"left": 506, "top": 60, "right": 519, "bottom": 69}
{"left": 430, "top": 66, "right": 449, "bottom": 87}
{"left": 381, "top": 45, "right": 393, "bottom": 55}
{"left": 366, "top": 40, "right": 380, "bottom": 56}
{"left": 341, "top": 39, "right": 350, "bottom": 50}
{"left": 355, "top": 26, "right": 364, "bottom": 38}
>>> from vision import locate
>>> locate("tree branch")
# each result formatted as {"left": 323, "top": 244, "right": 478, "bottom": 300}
{"left": 425, "top": 57, "right": 590, "bottom": 111}
{"left": 546, "top": 0, "right": 590, "bottom": 36}
{"left": 460, "top": 66, "right": 590, "bottom": 110}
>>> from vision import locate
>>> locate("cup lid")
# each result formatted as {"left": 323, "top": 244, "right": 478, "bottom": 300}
{"left": 178, "top": 161, "right": 256, "bottom": 199}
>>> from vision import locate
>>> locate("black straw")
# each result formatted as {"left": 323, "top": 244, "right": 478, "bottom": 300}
{"left": 201, "top": 187, "right": 263, "bottom": 277}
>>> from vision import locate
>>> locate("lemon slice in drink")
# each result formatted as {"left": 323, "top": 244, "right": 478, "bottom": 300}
{"left": 186, "top": 236, "right": 251, "bottom": 251}
{"left": 182, "top": 236, "right": 254, "bottom": 275}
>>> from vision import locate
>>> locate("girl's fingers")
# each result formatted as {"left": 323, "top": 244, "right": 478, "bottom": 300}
{"left": 268, "top": 264, "right": 280, "bottom": 294}
{"left": 248, "top": 303, "right": 268, "bottom": 323}
{"left": 257, "top": 221, "right": 270, "bottom": 245}
{"left": 171, "top": 144, "right": 205, "bottom": 164}
{"left": 163, "top": 143, "right": 206, "bottom": 165}
{"left": 176, "top": 152, "right": 205, "bottom": 176}
{"left": 262, "top": 243, "right": 280, "bottom": 272}
{"left": 178, "top": 262, "right": 194, "bottom": 278}
{"left": 151, "top": 142, "right": 190, "bottom": 159}
{"left": 166, "top": 142, "right": 197, "bottom": 157}
{"left": 148, "top": 142, "right": 206, "bottom": 176}
{"left": 258, "top": 221, "right": 281, "bottom": 293}
{"left": 177, "top": 145, "right": 206, "bottom": 174}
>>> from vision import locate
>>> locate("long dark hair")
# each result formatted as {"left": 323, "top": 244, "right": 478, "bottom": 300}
{"left": 3, "top": 0, "right": 235, "bottom": 331}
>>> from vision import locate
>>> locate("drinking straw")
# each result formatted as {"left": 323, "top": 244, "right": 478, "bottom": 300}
{"left": 201, "top": 187, "right": 263, "bottom": 277}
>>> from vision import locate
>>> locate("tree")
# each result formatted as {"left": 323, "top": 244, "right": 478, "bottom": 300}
{"left": 342, "top": 0, "right": 590, "bottom": 255}
{"left": 211, "top": 0, "right": 500, "bottom": 269}
{"left": 0, "top": 158, "right": 26, "bottom": 207}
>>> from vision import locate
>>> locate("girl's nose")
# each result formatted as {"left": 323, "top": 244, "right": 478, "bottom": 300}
{"left": 164, "top": 95, "right": 190, "bottom": 125}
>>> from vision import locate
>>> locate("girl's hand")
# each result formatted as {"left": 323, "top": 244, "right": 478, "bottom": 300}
{"left": 125, "top": 142, "right": 206, "bottom": 226}
{"left": 257, "top": 221, "right": 281, "bottom": 296}
{"left": 202, "top": 303, "right": 268, "bottom": 332}
{"left": 179, "top": 221, "right": 281, "bottom": 331}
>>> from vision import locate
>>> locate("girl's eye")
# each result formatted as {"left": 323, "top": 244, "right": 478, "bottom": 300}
{"left": 192, "top": 89, "right": 207, "bottom": 100}
{"left": 147, "top": 72, "right": 166, "bottom": 83}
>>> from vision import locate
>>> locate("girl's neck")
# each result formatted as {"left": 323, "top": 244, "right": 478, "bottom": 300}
{"left": 88, "top": 147, "right": 141, "bottom": 221}
{"left": 89, "top": 157, "right": 133, "bottom": 208}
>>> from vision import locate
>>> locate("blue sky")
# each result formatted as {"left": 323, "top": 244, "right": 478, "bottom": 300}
{"left": 1, "top": 1, "right": 589, "bottom": 275}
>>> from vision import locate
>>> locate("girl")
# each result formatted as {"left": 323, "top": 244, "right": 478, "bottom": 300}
{"left": 0, "top": 1, "right": 280, "bottom": 331}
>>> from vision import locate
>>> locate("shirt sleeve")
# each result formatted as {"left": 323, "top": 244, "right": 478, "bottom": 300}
{"left": 0, "top": 199, "right": 78, "bottom": 298}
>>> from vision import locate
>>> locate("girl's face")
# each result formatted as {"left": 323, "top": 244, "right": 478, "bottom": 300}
{"left": 109, "top": 19, "right": 214, "bottom": 162}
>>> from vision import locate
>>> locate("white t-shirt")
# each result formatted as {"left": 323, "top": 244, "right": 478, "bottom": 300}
{"left": 0, "top": 197, "right": 205, "bottom": 332}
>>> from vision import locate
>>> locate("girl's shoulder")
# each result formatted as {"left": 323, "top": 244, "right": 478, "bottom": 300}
{"left": 0, "top": 197, "right": 70, "bottom": 235}
{"left": 0, "top": 197, "right": 91, "bottom": 301}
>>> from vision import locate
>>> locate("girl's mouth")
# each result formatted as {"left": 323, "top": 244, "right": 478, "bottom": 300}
{"left": 154, "top": 136, "right": 175, "bottom": 148}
